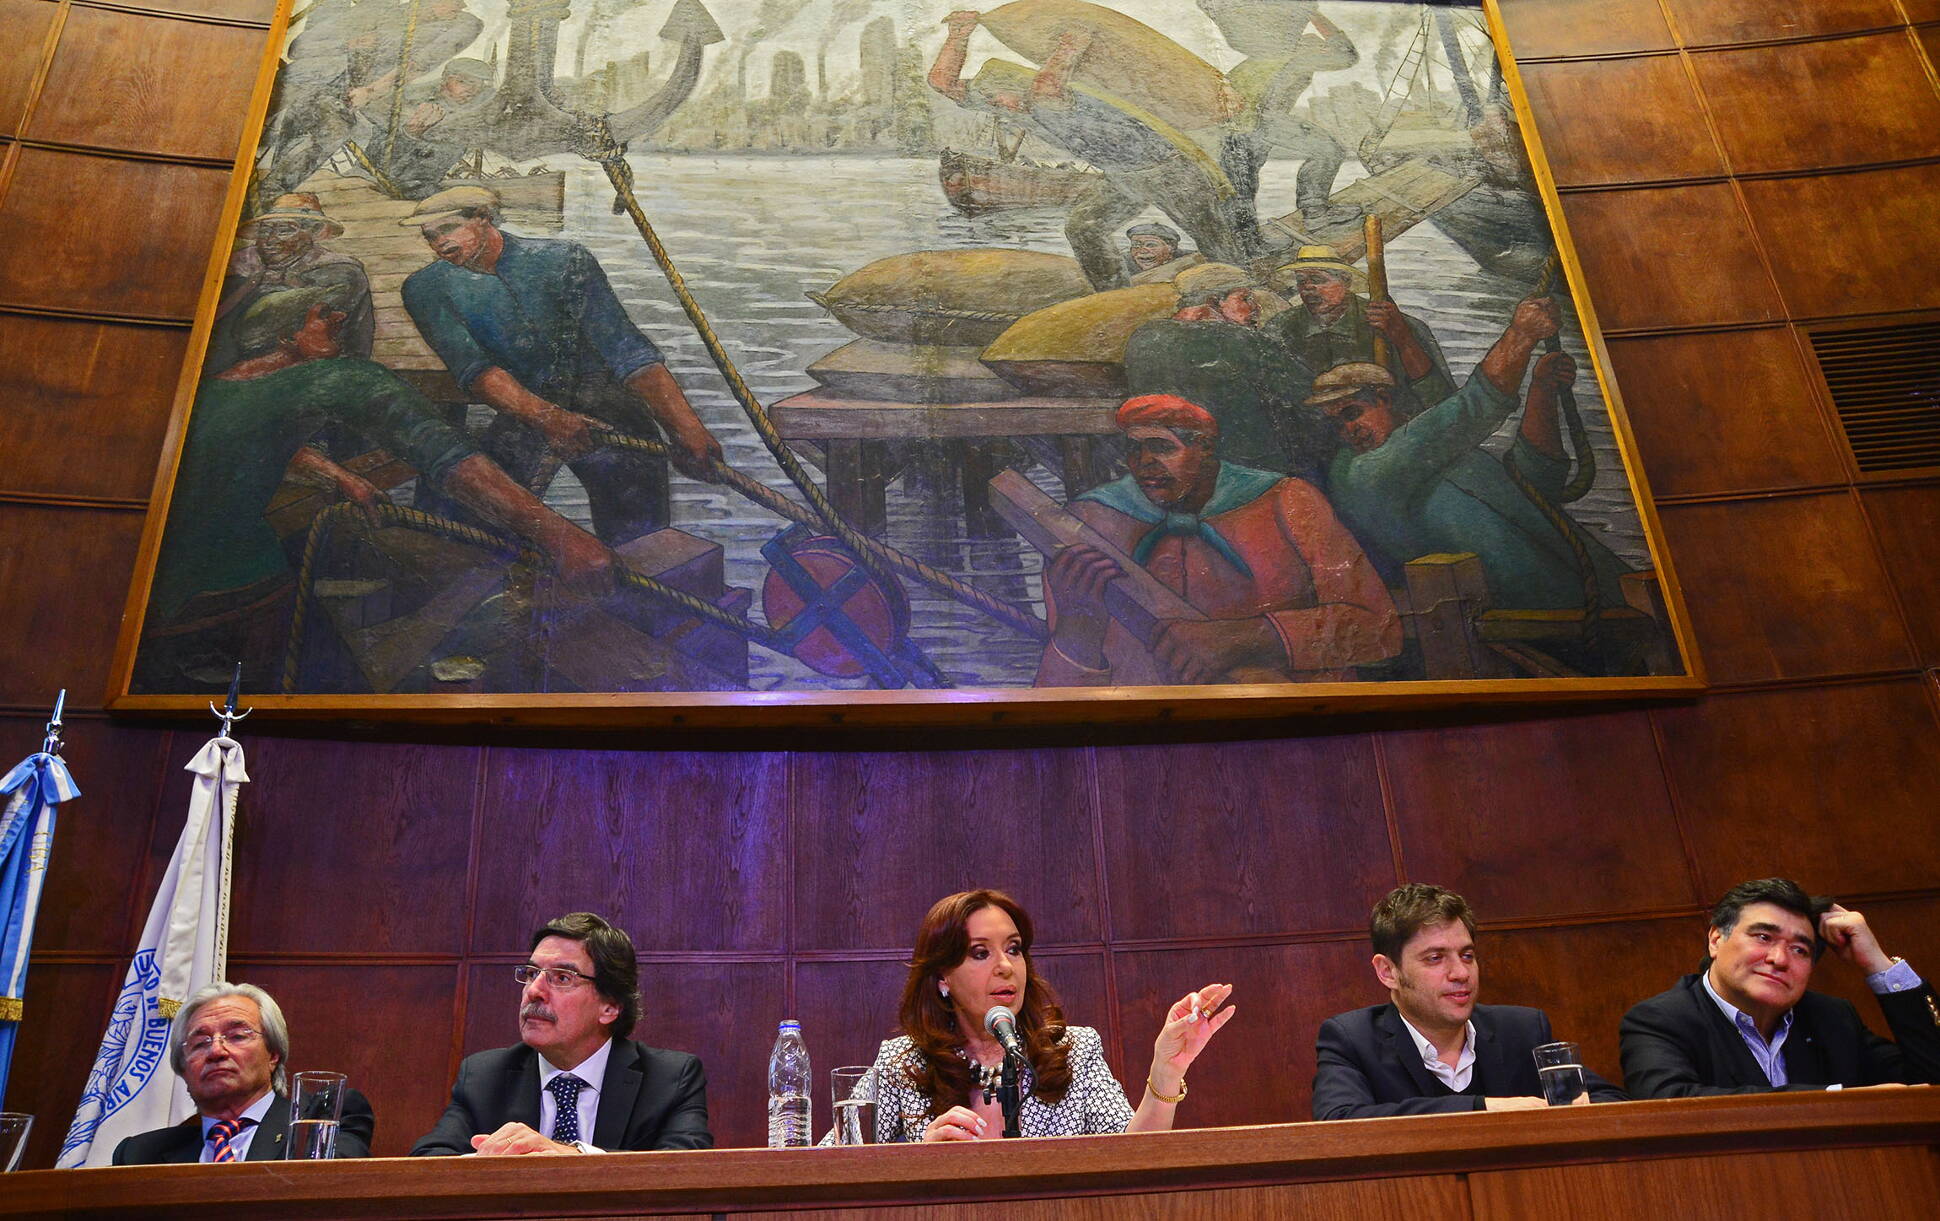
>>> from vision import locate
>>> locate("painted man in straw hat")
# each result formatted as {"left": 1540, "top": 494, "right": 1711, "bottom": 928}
{"left": 1035, "top": 393, "right": 1399, "bottom": 688}
{"left": 1123, "top": 263, "right": 1322, "bottom": 476}
{"left": 1266, "top": 245, "right": 1454, "bottom": 412}
{"left": 1307, "top": 297, "right": 1632, "bottom": 612}
{"left": 209, "top": 192, "right": 374, "bottom": 374}
{"left": 400, "top": 184, "right": 725, "bottom": 546}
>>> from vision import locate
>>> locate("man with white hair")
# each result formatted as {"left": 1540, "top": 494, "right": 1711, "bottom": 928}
{"left": 111, "top": 982, "right": 374, "bottom": 1163}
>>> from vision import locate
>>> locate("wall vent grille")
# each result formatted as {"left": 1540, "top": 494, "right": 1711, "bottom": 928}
{"left": 1810, "top": 320, "right": 1940, "bottom": 474}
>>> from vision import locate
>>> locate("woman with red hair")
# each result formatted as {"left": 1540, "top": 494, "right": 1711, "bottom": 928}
{"left": 852, "top": 889, "right": 1233, "bottom": 1142}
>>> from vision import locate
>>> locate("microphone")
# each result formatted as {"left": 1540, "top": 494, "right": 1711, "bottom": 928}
{"left": 984, "top": 1005, "right": 1026, "bottom": 1059}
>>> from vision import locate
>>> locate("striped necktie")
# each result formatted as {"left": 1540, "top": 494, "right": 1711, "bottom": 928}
{"left": 547, "top": 1074, "right": 586, "bottom": 1145}
{"left": 206, "top": 1116, "right": 251, "bottom": 1163}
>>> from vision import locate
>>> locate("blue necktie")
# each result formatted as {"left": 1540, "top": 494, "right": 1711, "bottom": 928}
{"left": 207, "top": 1116, "right": 251, "bottom": 1162}
{"left": 547, "top": 1074, "right": 586, "bottom": 1144}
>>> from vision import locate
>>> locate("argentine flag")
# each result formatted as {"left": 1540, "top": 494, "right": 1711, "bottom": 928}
{"left": 57, "top": 737, "right": 245, "bottom": 1168}
{"left": 0, "top": 750, "right": 81, "bottom": 1106}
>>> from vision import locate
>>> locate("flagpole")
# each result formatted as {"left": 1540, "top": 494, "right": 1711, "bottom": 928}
{"left": 0, "top": 691, "right": 82, "bottom": 1109}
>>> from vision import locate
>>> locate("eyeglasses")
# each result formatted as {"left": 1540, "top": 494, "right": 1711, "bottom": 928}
{"left": 185, "top": 1027, "right": 262, "bottom": 1058}
{"left": 514, "top": 964, "right": 597, "bottom": 990}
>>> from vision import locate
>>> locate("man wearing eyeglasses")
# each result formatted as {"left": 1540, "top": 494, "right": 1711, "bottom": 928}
{"left": 411, "top": 911, "right": 712, "bottom": 1155}
{"left": 111, "top": 982, "right": 375, "bottom": 1163}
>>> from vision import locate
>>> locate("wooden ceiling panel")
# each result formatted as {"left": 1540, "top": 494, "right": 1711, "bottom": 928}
{"left": 1740, "top": 163, "right": 1940, "bottom": 318}
{"left": 0, "top": 147, "right": 230, "bottom": 318}
{"left": 1521, "top": 55, "right": 1723, "bottom": 187}
{"left": 1558, "top": 183, "right": 1782, "bottom": 330}
{"left": 1655, "top": 492, "right": 1913, "bottom": 684}
{"left": 29, "top": 4, "right": 266, "bottom": 161}
{"left": 1691, "top": 33, "right": 1940, "bottom": 175}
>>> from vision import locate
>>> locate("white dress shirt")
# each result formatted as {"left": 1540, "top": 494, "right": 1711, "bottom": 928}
{"left": 197, "top": 1089, "right": 277, "bottom": 1162}
{"left": 538, "top": 1039, "right": 611, "bottom": 1147}
{"left": 1399, "top": 1015, "right": 1477, "bottom": 1092}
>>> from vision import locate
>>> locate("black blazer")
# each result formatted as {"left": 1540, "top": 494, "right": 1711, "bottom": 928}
{"left": 410, "top": 1039, "right": 712, "bottom": 1155}
{"left": 110, "top": 1089, "right": 376, "bottom": 1164}
{"left": 1620, "top": 970, "right": 1940, "bottom": 1098}
{"left": 1312, "top": 1002, "right": 1626, "bottom": 1120}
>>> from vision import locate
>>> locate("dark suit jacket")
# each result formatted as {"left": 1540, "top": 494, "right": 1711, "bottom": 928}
{"left": 1312, "top": 1002, "right": 1626, "bottom": 1120}
{"left": 410, "top": 1039, "right": 712, "bottom": 1155}
{"left": 1620, "top": 970, "right": 1940, "bottom": 1098}
{"left": 110, "top": 1088, "right": 376, "bottom": 1164}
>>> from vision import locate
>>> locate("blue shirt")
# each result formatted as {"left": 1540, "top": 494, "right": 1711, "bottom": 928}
{"left": 401, "top": 231, "right": 663, "bottom": 399}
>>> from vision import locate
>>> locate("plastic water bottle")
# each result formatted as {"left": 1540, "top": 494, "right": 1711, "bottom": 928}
{"left": 767, "top": 1019, "right": 811, "bottom": 1148}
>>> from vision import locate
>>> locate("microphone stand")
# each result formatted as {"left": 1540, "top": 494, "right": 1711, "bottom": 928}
{"left": 997, "top": 1047, "right": 1022, "bottom": 1139}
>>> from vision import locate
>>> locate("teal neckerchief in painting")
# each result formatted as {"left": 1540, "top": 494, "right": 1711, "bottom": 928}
{"left": 1075, "top": 463, "right": 1281, "bottom": 580}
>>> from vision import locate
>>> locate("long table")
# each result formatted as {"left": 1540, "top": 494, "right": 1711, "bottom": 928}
{"left": 8, "top": 1091, "right": 1937, "bottom": 1220}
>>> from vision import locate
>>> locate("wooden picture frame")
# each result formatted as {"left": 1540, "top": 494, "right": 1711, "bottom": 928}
{"left": 106, "top": 0, "right": 1704, "bottom": 729}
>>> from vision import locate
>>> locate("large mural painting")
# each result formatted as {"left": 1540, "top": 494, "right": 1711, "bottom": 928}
{"left": 115, "top": 0, "right": 1699, "bottom": 717}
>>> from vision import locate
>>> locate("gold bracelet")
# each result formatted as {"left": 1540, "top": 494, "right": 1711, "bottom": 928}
{"left": 1146, "top": 1077, "right": 1187, "bottom": 1104}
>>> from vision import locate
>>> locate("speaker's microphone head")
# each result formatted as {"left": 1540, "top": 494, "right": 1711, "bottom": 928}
{"left": 984, "top": 1004, "right": 1016, "bottom": 1033}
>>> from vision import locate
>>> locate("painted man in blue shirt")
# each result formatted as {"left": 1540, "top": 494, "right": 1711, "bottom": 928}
{"left": 401, "top": 185, "right": 724, "bottom": 545}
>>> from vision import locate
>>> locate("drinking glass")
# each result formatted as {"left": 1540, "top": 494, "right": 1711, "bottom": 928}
{"left": 1532, "top": 1041, "right": 1587, "bottom": 1106}
{"left": 0, "top": 1114, "right": 31, "bottom": 1172}
{"left": 286, "top": 1071, "right": 347, "bottom": 1158}
{"left": 830, "top": 1066, "right": 875, "bottom": 1145}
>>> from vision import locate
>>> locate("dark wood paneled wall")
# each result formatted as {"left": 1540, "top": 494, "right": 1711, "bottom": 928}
{"left": 5, "top": 0, "right": 1940, "bottom": 1167}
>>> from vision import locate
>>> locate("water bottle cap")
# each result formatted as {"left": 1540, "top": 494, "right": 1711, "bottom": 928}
{"left": 778, "top": 1019, "right": 800, "bottom": 1031}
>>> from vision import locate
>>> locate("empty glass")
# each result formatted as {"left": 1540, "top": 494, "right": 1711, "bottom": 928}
{"left": 0, "top": 1113, "right": 32, "bottom": 1172}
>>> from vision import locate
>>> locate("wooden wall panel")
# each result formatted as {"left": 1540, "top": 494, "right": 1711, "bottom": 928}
{"left": 1557, "top": 184, "right": 1782, "bottom": 330}
{"left": 226, "top": 738, "right": 478, "bottom": 955}
{"left": 1858, "top": 484, "right": 1940, "bottom": 666}
{"left": 747, "top": 1177, "right": 1470, "bottom": 1221}
{"left": 1905, "top": 0, "right": 1940, "bottom": 23}
{"left": 1690, "top": 34, "right": 1940, "bottom": 175}
{"left": 20, "top": 718, "right": 170, "bottom": 954}
{"left": 1480, "top": 916, "right": 1699, "bottom": 1091}
{"left": 461, "top": 960, "right": 788, "bottom": 1151}
{"left": 1603, "top": 327, "right": 1846, "bottom": 497}
{"left": 1740, "top": 163, "right": 1940, "bottom": 318}
{"left": 1495, "top": 0, "right": 1675, "bottom": 58}
{"left": 28, "top": 5, "right": 264, "bottom": 160}
{"left": 1094, "top": 736, "right": 1389, "bottom": 941}
{"left": 1659, "top": 0, "right": 1905, "bottom": 48}
{"left": 791, "top": 749, "right": 1102, "bottom": 951}
{"left": 1655, "top": 492, "right": 1913, "bottom": 684}
{"left": 234, "top": 961, "right": 459, "bottom": 1158}
{"left": 1919, "top": 25, "right": 1940, "bottom": 68}
{"left": 1112, "top": 940, "right": 1373, "bottom": 1126}
{"left": 1653, "top": 680, "right": 1940, "bottom": 898}
{"left": 1472, "top": 1147, "right": 1939, "bottom": 1219}
{"left": 0, "top": 502, "right": 143, "bottom": 706}
{"left": 1519, "top": 56, "right": 1723, "bottom": 187}
{"left": 0, "top": 0, "right": 56, "bottom": 138}
{"left": 0, "top": 148, "right": 229, "bottom": 318}
{"left": 4, "top": 962, "right": 119, "bottom": 1168}
{"left": 0, "top": 313, "right": 188, "bottom": 502}
{"left": 469, "top": 746, "right": 789, "bottom": 954}
{"left": 1381, "top": 710, "right": 1697, "bottom": 920}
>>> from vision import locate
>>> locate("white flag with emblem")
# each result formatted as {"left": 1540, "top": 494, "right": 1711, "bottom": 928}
{"left": 56, "top": 737, "right": 244, "bottom": 1168}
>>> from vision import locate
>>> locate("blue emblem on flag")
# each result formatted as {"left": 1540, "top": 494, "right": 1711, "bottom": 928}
{"left": 57, "top": 949, "right": 170, "bottom": 1164}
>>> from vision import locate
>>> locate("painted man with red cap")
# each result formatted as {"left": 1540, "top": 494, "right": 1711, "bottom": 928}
{"left": 1036, "top": 394, "right": 1400, "bottom": 687}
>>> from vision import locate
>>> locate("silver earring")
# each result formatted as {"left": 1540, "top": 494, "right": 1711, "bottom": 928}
{"left": 939, "top": 983, "right": 950, "bottom": 998}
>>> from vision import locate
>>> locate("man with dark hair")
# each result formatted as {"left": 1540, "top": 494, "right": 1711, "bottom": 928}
{"left": 113, "top": 982, "right": 374, "bottom": 1163}
{"left": 1312, "top": 883, "right": 1623, "bottom": 1119}
{"left": 412, "top": 912, "right": 712, "bottom": 1155}
{"left": 1620, "top": 878, "right": 1940, "bottom": 1097}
